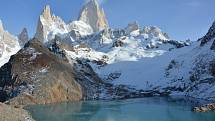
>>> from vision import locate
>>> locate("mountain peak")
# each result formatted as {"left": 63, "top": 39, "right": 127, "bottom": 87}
{"left": 35, "top": 5, "right": 68, "bottom": 43}
{"left": 78, "top": 0, "right": 108, "bottom": 32}
{"left": 18, "top": 28, "right": 29, "bottom": 47}
{"left": 200, "top": 21, "right": 215, "bottom": 46}
{"left": 88, "top": 0, "right": 99, "bottom": 5}
{"left": 41, "top": 5, "right": 52, "bottom": 20}
{"left": 0, "top": 19, "right": 4, "bottom": 33}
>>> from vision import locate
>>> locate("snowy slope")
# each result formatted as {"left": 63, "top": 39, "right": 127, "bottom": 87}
{"left": 91, "top": 41, "right": 197, "bottom": 89}
{"left": 164, "top": 22, "right": 215, "bottom": 100}
{"left": 64, "top": 24, "right": 192, "bottom": 90}
{"left": 31, "top": 3, "right": 215, "bottom": 100}
{"left": 0, "top": 39, "right": 20, "bottom": 67}
{"left": 0, "top": 20, "right": 21, "bottom": 67}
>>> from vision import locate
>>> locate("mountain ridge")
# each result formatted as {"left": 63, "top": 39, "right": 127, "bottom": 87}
{"left": 0, "top": 0, "right": 215, "bottom": 107}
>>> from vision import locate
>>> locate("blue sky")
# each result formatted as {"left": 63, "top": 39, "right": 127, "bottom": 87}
{"left": 0, "top": 0, "right": 214, "bottom": 41}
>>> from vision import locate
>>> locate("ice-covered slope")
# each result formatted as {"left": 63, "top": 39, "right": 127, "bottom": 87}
{"left": 68, "top": 21, "right": 93, "bottom": 36}
{"left": 92, "top": 43, "right": 196, "bottom": 89}
{"left": 165, "top": 21, "right": 215, "bottom": 100}
{"left": 65, "top": 22, "right": 190, "bottom": 62}
{"left": 0, "top": 20, "right": 20, "bottom": 67}
{"left": 67, "top": 21, "right": 215, "bottom": 100}
{"left": 64, "top": 22, "right": 192, "bottom": 90}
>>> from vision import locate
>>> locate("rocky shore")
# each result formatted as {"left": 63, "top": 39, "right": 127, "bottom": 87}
{"left": 0, "top": 103, "right": 35, "bottom": 121}
{"left": 193, "top": 103, "right": 215, "bottom": 112}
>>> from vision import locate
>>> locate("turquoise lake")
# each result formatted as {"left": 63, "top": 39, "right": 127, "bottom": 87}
{"left": 25, "top": 97, "right": 215, "bottom": 121}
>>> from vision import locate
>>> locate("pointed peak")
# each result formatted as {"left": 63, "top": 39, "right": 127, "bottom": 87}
{"left": 41, "top": 5, "right": 52, "bottom": 19}
{"left": 200, "top": 20, "right": 215, "bottom": 46}
{"left": 212, "top": 21, "right": 215, "bottom": 28}
{"left": 87, "top": 0, "right": 99, "bottom": 6}
{"left": 0, "top": 19, "right": 4, "bottom": 32}
{"left": 20, "top": 27, "right": 28, "bottom": 35}
{"left": 18, "top": 27, "right": 29, "bottom": 47}
{"left": 82, "top": 0, "right": 100, "bottom": 12}
{"left": 78, "top": 0, "right": 109, "bottom": 32}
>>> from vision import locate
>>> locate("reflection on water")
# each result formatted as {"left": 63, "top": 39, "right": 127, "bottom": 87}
{"left": 25, "top": 97, "right": 215, "bottom": 121}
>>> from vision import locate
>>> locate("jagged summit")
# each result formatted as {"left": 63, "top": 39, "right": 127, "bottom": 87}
{"left": 0, "top": 19, "right": 4, "bottom": 33}
{"left": 142, "top": 26, "right": 170, "bottom": 40}
{"left": 35, "top": 5, "right": 68, "bottom": 43}
{"left": 78, "top": 0, "right": 109, "bottom": 32}
{"left": 18, "top": 28, "right": 29, "bottom": 47}
{"left": 200, "top": 21, "right": 215, "bottom": 47}
{"left": 41, "top": 5, "right": 52, "bottom": 20}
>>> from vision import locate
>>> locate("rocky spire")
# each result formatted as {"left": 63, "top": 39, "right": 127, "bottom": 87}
{"left": 34, "top": 5, "right": 53, "bottom": 42}
{"left": 0, "top": 19, "right": 4, "bottom": 33}
{"left": 200, "top": 21, "right": 215, "bottom": 47}
{"left": 18, "top": 28, "right": 29, "bottom": 47}
{"left": 35, "top": 5, "right": 67, "bottom": 43}
{"left": 41, "top": 5, "right": 52, "bottom": 21}
{"left": 78, "top": 0, "right": 109, "bottom": 32}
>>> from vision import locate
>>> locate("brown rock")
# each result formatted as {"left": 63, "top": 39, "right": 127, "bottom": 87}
{"left": 193, "top": 103, "right": 215, "bottom": 112}
{"left": 0, "top": 39, "right": 83, "bottom": 105}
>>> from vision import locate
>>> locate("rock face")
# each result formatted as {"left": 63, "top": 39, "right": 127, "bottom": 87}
{"left": 0, "top": 39, "right": 84, "bottom": 105}
{"left": 34, "top": 5, "right": 68, "bottom": 43}
{"left": 18, "top": 28, "right": 29, "bottom": 47}
{"left": 200, "top": 21, "right": 215, "bottom": 47}
{"left": 0, "top": 103, "right": 35, "bottom": 121}
{"left": 78, "top": 0, "right": 109, "bottom": 32}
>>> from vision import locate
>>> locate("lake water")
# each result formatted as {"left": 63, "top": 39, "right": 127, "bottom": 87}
{"left": 25, "top": 97, "right": 215, "bottom": 121}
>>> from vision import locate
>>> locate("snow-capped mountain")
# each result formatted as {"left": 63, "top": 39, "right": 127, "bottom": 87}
{"left": 0, "top": 20, "right": 21, "bottom": 67}
{"left": 34, "top": 5, "right": 69, "bottom": 43}
{"left": 31, "top": 1, "right": 195, "bottom": 99}
{"left": 0, "top": 0, "right": 215, "bottom": 105}
{"left": 33, "top": 1, "right": 193, "bottom": 96}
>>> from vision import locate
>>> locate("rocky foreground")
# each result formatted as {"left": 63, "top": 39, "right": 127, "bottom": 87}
{"left": 0, "top": 103, "right": 34, "bottom": 121}
{"left": 193, "top": 103, "right": 215, "bottom": 112}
